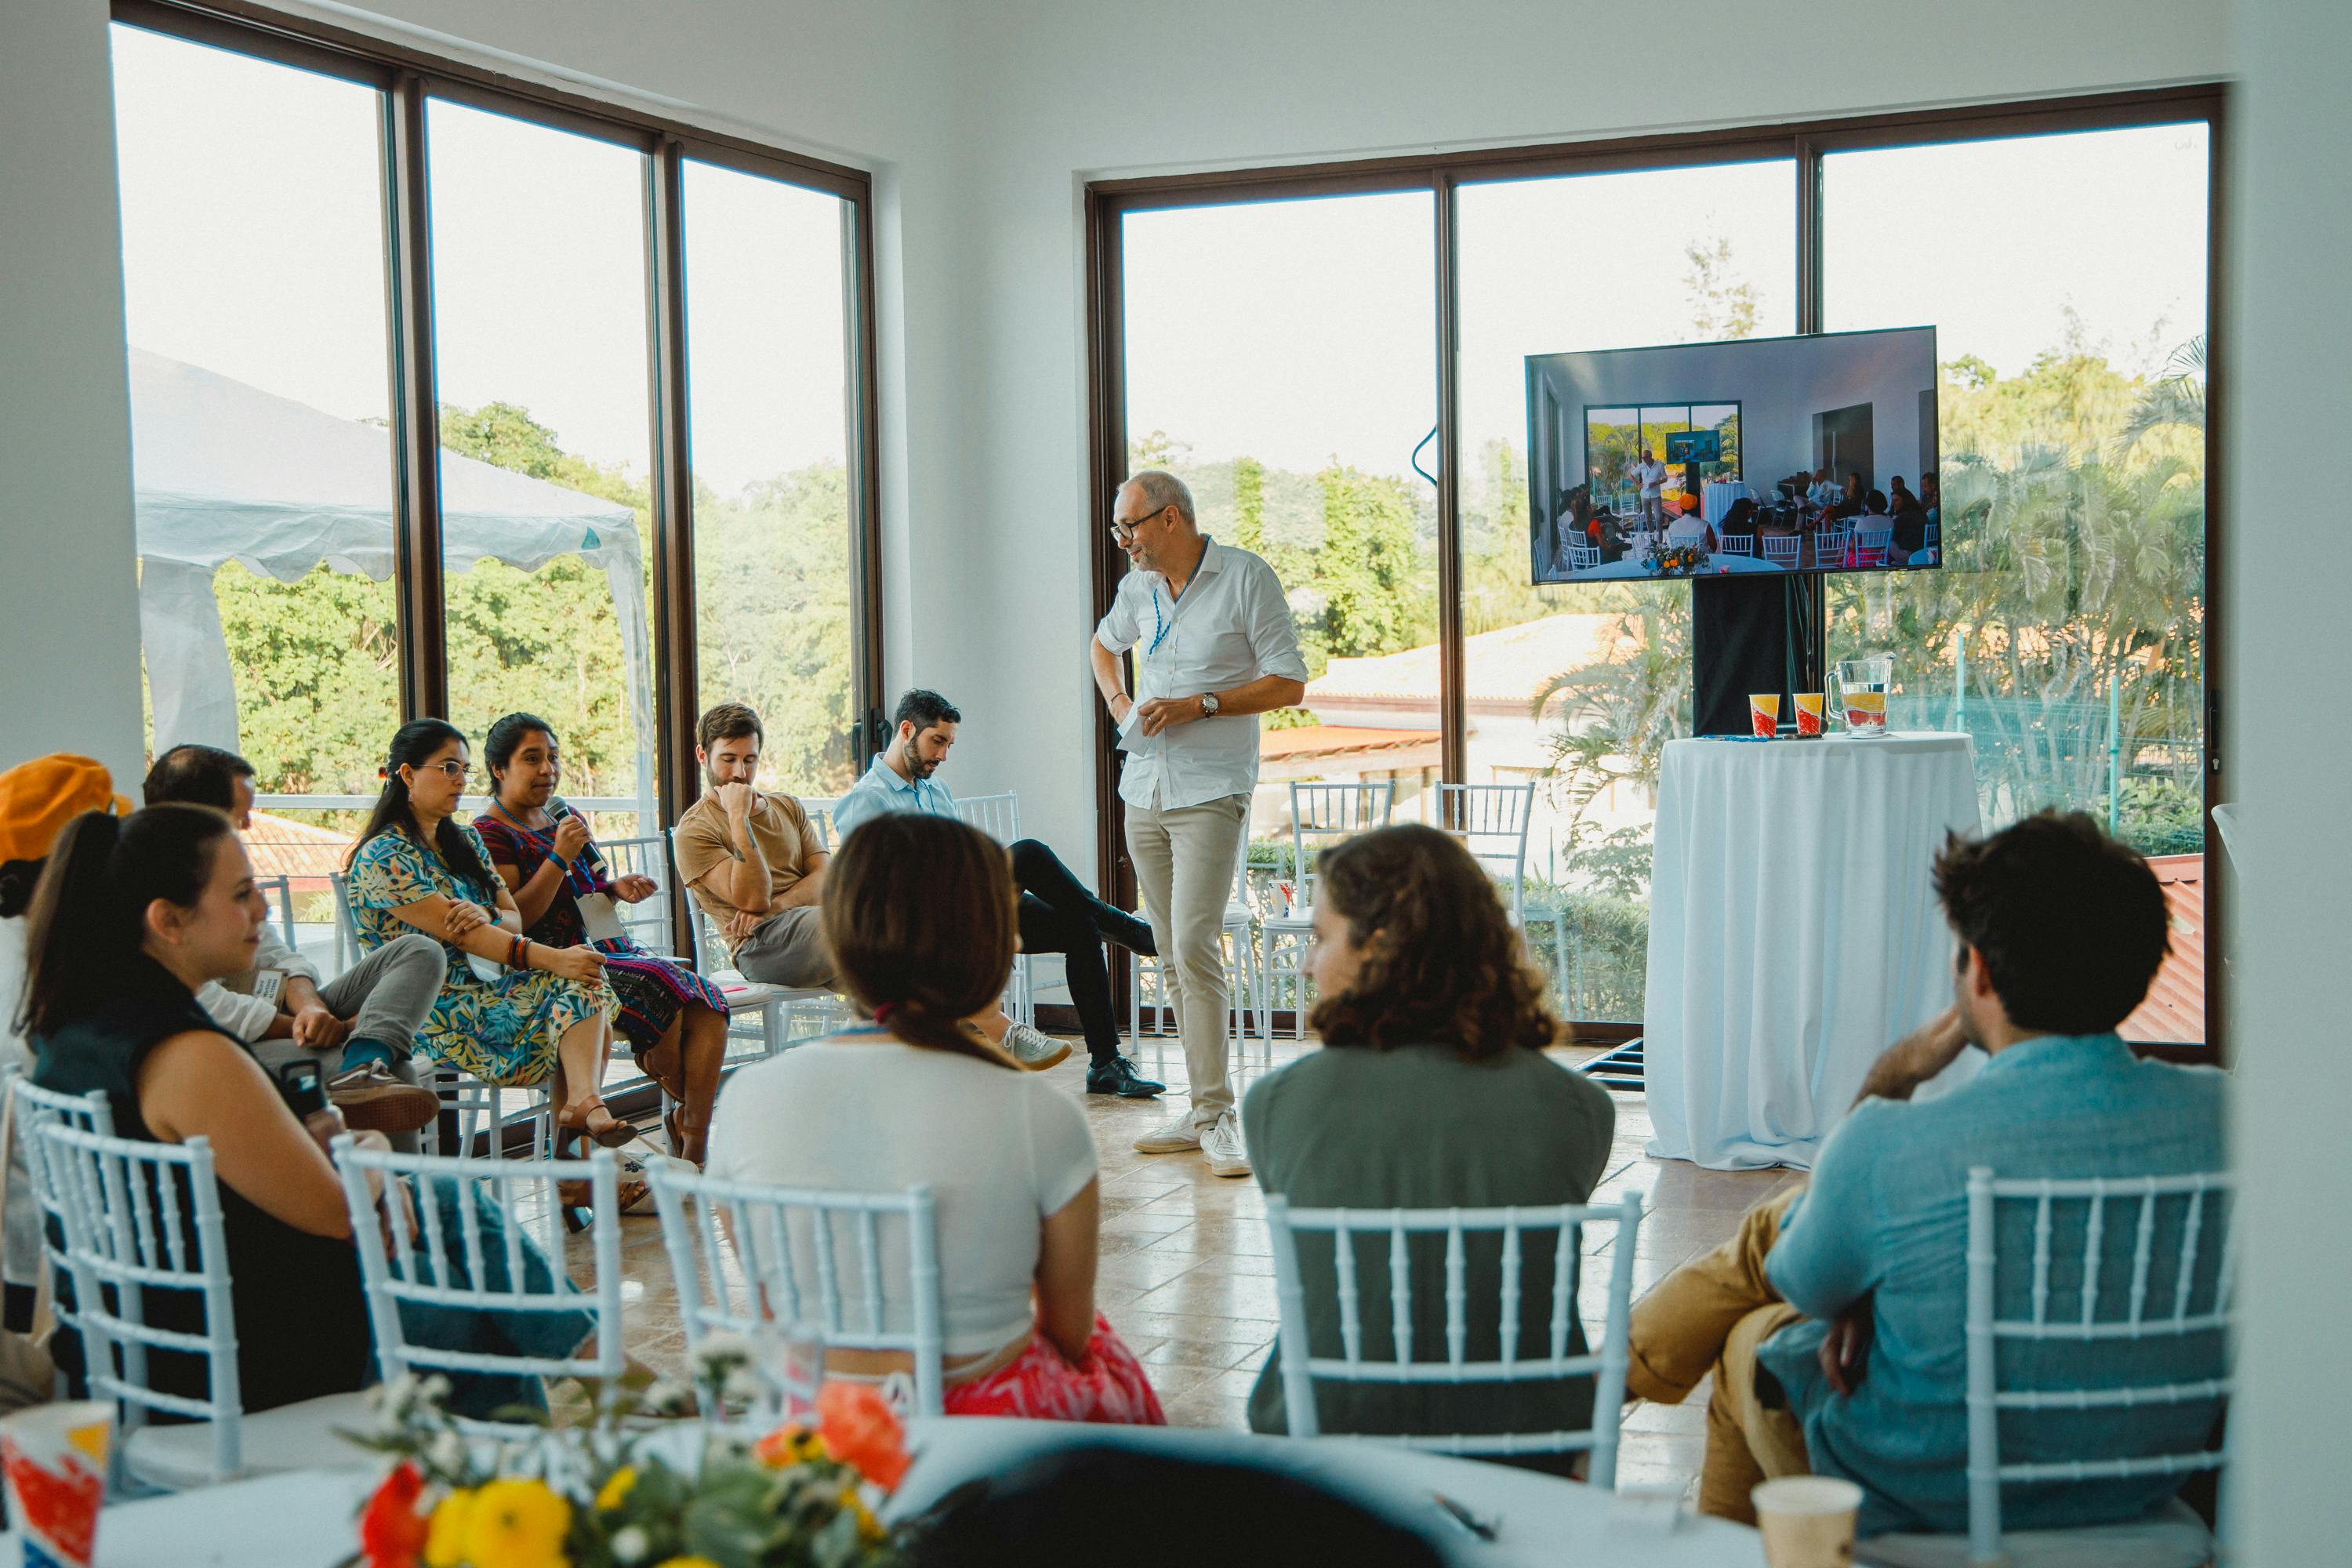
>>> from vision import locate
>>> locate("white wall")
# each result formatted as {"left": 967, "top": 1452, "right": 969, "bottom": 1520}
{"left": 2227, "top": 0, "right": 2352, "bottom": 1555}
{"left": 949, "top": 0, "right": 2230, "bottom": 869}
{"left": 0, "top": 0, "right": 145, "bottom": 786}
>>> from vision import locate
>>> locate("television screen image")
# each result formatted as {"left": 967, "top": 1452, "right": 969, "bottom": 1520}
{"left": 1525, "top": 326, "right": 1939, "bottom": 583}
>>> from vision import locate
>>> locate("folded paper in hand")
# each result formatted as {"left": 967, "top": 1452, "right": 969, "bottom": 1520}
{"left": 1117, "top": 704, "right": 1161, "bottom": 758}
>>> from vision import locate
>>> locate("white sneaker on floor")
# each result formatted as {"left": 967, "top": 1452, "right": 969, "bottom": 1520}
{"left": 1132, "top": 1109, "right": 1204, "bottom": 1154}
{"left": 1001, "top": 1022, "right": 1072, "bottom": 1071}
{"left": 1202, "top": 1112, "right": 1251, "bottom": 1178}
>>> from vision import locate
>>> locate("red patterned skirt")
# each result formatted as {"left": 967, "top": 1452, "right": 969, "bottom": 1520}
{"left": 943, "top": 1315, "right": 1167, "bottom": 1425}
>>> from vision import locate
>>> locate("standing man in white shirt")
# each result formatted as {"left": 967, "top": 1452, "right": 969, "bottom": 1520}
{"left": 1632, "top": 447, "right": 1670, "bottom": 531}
{"left": 1091, "top": 470, "right": 1308, "bottom": 1177}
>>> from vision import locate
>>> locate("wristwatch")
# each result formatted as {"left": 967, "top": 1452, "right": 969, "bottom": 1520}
{"left": 1200, "top": 693, "right": 1221, "bottom": 717}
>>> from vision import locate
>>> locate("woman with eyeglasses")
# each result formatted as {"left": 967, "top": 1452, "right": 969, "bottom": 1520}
{"left": 343, "top": 720, "right": 630, "bottom": 1170}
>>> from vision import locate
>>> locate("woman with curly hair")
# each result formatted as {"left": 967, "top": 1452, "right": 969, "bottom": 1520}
{"left": 1243, "top": 822, "right": 1614, "bottom": 1468}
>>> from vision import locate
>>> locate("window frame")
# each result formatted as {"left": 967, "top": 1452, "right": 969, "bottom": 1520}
{"left": 1087, "top": 85, "right": 2228, "bottom": 1049}
{"left": 113, "top": 0, "right": 886, "bottom": 952}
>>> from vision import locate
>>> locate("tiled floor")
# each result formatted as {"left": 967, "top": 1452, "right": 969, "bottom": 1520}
{"left": 586, "top": 1025, "right": 1797, "bottom": 1500}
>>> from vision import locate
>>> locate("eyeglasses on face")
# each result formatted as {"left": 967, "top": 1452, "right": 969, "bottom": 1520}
{"left": 1109, "top": 503, "right": 1171, "bottom": 543}
{"left": 414, "top": 760, "right": 473, "bottom": 782}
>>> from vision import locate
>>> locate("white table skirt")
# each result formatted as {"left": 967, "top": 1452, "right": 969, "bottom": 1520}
{"left": 1643, "top": 731, "right": 1981, "bottom": 1170}
{"left": 9, "top": 1417, "right": 1764, "bottom": 1567}
{"left": 1701, "top": 480, "right": 1751, "bottom": 523}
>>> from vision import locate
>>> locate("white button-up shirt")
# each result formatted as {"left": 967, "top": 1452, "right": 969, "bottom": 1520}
{"left": 1095, "top": 536, "right": 1307, "bottom": 811}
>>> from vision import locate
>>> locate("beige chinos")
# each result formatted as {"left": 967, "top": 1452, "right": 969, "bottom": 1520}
{"left": 1125, "top": 792, "right": 1248, "bottom": 1128}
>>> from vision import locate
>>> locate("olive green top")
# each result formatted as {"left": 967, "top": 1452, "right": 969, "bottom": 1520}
{"left": 1242, "top": 1040, "right": 1616, "bottom": 1465}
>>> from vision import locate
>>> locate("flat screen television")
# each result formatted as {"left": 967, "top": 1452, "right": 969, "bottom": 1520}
{"left": 1526, "top": 326, "right": 1939, "bottom": 583}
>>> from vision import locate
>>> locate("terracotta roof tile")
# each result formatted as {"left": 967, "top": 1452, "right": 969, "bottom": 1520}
{"left": 2121, "top": 854, "right": 2205, "bottom": 1045}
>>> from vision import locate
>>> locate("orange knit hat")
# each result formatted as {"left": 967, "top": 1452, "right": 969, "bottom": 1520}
{"left": 0, "top": 755, "right": 132, "bottom": 866}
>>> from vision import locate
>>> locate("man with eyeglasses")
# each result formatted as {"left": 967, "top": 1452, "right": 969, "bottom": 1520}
{"left": 1091, "top": 470, "right": 1307, "bottom": 1178}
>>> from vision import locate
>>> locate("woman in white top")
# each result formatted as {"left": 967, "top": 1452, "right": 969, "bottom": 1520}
{"left": 706, "top": 811, "right": 1164, "bottom": 1424}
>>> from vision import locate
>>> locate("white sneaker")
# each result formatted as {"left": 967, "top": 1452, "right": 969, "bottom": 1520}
{"left": 1132, "top": 1109, "right": 1204, "bottom": 1154}
{"left": 1201, "top": 1112, "right": 1251, "bottom": 1178}
{"left": 1001, "top": 1022, "right": 1071, "bottom": 1071}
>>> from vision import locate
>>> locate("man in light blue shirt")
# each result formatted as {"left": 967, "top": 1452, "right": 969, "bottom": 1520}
{"left": 1624, "top": 813, "right": 2226, "bottom": 1539}
{"left": 833, "top": 689, "right": 1165, "bottom": 1099}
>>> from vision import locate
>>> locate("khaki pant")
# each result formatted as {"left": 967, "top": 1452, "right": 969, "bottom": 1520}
{"left": 1626, "top": 1185, "right": 1813, "bottom": 1523}
{"left": 1124, "top": 793, "right": 1247, "bottom": 1128}
{"left": 733, "top": 906, "right": 837, "bottom": 990}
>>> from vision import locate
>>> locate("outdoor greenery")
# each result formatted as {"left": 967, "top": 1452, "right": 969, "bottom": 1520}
{"left": 200, "top": 401, "right": 857, "bottom": 808}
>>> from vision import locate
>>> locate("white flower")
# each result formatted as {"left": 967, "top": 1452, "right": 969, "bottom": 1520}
{"left": 427, "top": 1432, "right": 466, "bottom": 1475}
{"left": 691, "top": 1330, "right": 757, "bottom": 1374}
{"left": 721, "top": 1365, "right": 766, "bottom": 1404}
{"left": 610, "top": 1524, "right": 651, "bottom": 1565}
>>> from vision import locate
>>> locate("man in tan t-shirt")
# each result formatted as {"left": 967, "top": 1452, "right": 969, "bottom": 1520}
{"left": 674, "top": 703, "right": 837, "bottom": 989}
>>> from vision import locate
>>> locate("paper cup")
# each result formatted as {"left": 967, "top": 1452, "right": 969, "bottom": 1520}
{"left": 2, "top": 1401, "right": 113, "bottom": 1568}
{"left": 1751, "top": 1475, "right": 1860, "bottom": 1568}
{"left": 1748, "top": 693, "right": 1781, "bottom": 737}
{"left": 1793, "top": 692, "right": 1825, "bottom": 737}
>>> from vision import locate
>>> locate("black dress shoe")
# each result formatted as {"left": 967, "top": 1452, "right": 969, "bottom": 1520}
{"left": 1087, "top": 1055, "right": 1165, "bottom": 1098}
{"left": 1098, "top": 904, "right": 1157, "bottom": 957}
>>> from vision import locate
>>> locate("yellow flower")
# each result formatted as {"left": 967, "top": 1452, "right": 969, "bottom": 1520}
{"left": 840, "top": 1486, "right": 884, "bottom": 1542}
{"left": 462, "top": 1477, "right": 572, "bottom": 1568}
{"left": 594, "top": 1465, "right": 639, "bottom": 1513}
{"left": 424, "top": 1489, "right": 474, "bottom": 1568}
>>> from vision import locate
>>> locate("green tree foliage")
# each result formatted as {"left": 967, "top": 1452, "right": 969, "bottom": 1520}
{"left": 693, "top": 463, "right": 858, "bottom": 795}
{"left": 1683, "top": 236, "right": 1760, "bottom": 342}
{"left": 1314, "top": 462, "right": 1433, "bottom": 659}
{"left": 209, "top": 562, "right": 400, "bottom": 794}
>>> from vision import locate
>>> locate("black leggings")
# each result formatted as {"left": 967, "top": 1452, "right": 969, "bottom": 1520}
{"left": 1009, "top": 839, "right": 1152, "bottom": 1065}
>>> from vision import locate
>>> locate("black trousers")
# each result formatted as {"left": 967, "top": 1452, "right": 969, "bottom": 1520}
{"left": 1010, "top": 839, "right": 1152, "bottom": 1065}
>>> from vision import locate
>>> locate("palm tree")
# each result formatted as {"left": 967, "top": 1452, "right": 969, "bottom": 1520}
{"left": 2111, "top": 335, "right": 2207, "bottom": 462}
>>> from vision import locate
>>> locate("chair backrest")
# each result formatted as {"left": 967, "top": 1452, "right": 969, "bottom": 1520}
{"left": 1566, "top": 543, "right": 1601, "bottom": 572}
{"left": 10, "top": 1079, "right": 115, "bottom": 1345}
{"left": 1265, "top": 1193, "right": 1645, "bottom": 1478}
{"left": 328, "top": 869, "right": 360, "bottom": 971}
{"left": 332, "top": 1137, "right": 626, "bottom": 1414}
{"left": 1855, "top": 525, "right": 1893, "bottom": 566}
{"left": 802, "top": 797, "right": 840, "bottom": 852}
{"left": 42, "top": 1123, "right": 247, "bottom": 1479}
{"left": 645, "top": 1163, "right": 946, "bottom": 1417}
{"left": 1762, "top": 533, "right": 1802, "bottom": 567}
{"left": 1287, "top": 782, "right": 1397, "bottom": 904}
{"left": 594, "top": 833, "right": 676, "bottom": 956}
{"left": 1717, "top": 533, "right": 1755, "bottom": 556}
{"left": 252, "top": 873, "right": 301, "bottom": 952}
{"left": 952, "top": 791, "right": 1022, "bottom": 847}
{"left": 1963, "top": 1165, "right": 2234, "bottom": 1564}
{"left": 1435, "top": 782, "right": 1536, "bottom": 922}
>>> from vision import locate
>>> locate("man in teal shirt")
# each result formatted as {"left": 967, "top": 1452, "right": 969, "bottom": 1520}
{"left": 833, "top": 689, "right": 1164, "bottom": 1098}
{"left": 1626, "top": 813, "right": 2225, "bottom": 1537}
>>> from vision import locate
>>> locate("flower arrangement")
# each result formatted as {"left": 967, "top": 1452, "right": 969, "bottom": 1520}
{"left": 350, "top": 1341, "right": 916, "bottom": 1568}
{"left": 1642, "top": 539, "right": 1710, "bottom": 578}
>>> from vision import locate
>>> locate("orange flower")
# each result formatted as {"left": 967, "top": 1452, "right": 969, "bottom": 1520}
{"left": 753, "top": 1423, "right": 828, "bottom": 1469}
{"left": 817, "top": 1383, "right": 910, "bottom": 1492}
{"left": 359, "top": 1461, "right": 432, "bottom": 1568}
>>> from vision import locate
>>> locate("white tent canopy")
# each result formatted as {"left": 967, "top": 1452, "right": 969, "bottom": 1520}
{"left": 130, "top": 350, "right": 654, "bottom": 811}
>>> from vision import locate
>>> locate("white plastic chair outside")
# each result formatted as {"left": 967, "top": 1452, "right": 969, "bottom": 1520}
{"left": 330, "top": 869, "right": 550, "bottom": 1161}
{"left": 1566, "top": 543, "right": 1602, "bottom": 572}
{"left": 1129, "top": 844, "right": 1264, "bottom": 1051}
{"left": 590, "top": 833, "right": 685, "bottom": 959}
{"left": 1853, "top": 524, "right": 1894, "bottom": 568}
{"left": 646, "top": 1163, "right": 947, "bottom": 1419}
{"left": 42, "top": 1123, "right": 373, "bottom": 1489}
{"left": 1259, "top": 782, "right": 1397, "bottom": 1041}
{"left": 1265, "top": 1192, "right": 1645, "bottom": 1476}
{"left": 1717, "top": 533, "right": 1756, "bottom": 557}
{"left": 1857, "top": 1167, "right": 2234, "bottom": 1568}
{"left": 1436, "top": 782, "right": 1536, "bottom": 927}
{"left": 951, "top": 792, "right": 1037, "bottom": 1026}
{"left": 666, "top": 825, "right": 843, "bottom": 1057}
{"left": 10, "top": 1078, "right": 114, "bottom": 1359}
{"left": 1762, "top": 534, "right": 1802, "bottom": 568}
{"left": 332, "top": 1136, "right": 627, "bottom": 1432}
{"left": 252, "top": 873, "right": 302, "bottom": 952}
{"left": 802, "top": 797, "right": 841, "bottom": 852}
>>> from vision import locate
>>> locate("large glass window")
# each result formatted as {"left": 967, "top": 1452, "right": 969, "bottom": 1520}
{"left": 424, "top": 100, "right": 660, "bottom": 839}
{"left": 684, "top": 161, "right": 860, "bottom": 797}
{"left": 1456, "top": 161, "right": 1797, "bottom": 1021}
{"left": 1823, "top": 124, "right": 2211, "bottom": 1044}
{"left": 1120, "top": 192, "right": 1442, "bottom": 855}
{"left": 111, "top": 24, "right": 397, "bottom": 956}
